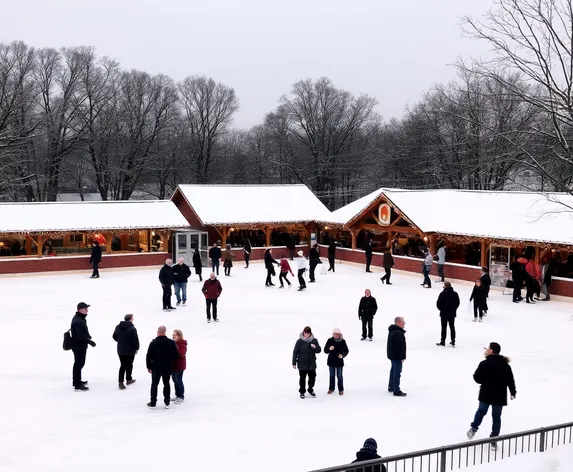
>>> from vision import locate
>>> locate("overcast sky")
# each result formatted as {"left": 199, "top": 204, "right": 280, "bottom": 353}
{"left": 1, "top": 0, "right": 495, "bottom": 128}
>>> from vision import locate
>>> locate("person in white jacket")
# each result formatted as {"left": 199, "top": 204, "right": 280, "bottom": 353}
{"left": 296, "top": 250, "right": 309, "bottom": 291}
{"left": 422, "top": 251, "right": 433, "bottom": 288}
{"left": 436, "top": 246, "right": 446, "bottom": 282}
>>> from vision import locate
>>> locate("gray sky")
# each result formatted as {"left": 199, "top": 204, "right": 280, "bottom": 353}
{"left": 1, "top": 0, "right": 494, "bottom": 129}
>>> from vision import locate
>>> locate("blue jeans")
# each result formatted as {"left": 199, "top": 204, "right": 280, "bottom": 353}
{"left": 423, "top": 265, "right": 431, "bottom": 286}
{"left": 471, "top": 402, "right": 503, "bottom": 437}
{"left": 173, "top": 282, "right": 187, "bottom": 303}
{"left": 172, "top": 371, "right": 184, "bottom": 399}
{"left": 329, "top": 366, "right": 344, "bottom": 392}
{"left": 388, "top": 360, "right": 403, "bottom": 393}
{"left": 212, "top": 260, "right": 220, "bottom": 275}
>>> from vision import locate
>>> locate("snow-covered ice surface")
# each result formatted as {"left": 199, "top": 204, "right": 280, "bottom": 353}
{"left": 1, "top": 262, "right": 572, "bottom": 471}
{"left": 475, "top": 443, "right": 573, "bottom": 471}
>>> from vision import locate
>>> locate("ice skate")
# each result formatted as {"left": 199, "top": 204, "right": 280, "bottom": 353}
{"left": 118, "top": 382, "right": 126, "bottom": 390}
{"left": 466, "top": 428, "right": 477, "bottom": 439}
{"left": 126, "top": 379, "right": 136, "bottom": 385}
{"left": 147, "top": 402, "right": 156, "bottom": 409}
{"left": 307, "top": 390, "right": 316, "bottom": 397}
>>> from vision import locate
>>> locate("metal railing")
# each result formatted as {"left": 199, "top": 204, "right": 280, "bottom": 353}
{"left": 308, "top": 421, "right": 573, "bottom": 472}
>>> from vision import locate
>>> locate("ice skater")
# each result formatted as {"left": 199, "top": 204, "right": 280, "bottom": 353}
{"left": 159, "top": 258, "right": 176, "bottom": 311}
{"left": 296, "top": 250, "right": 308, "bottom": 291}
{"left": 279, "top": 255, "right": 294, "bottom": 288}
{"left": 171, "top": 329, "right": 187, "bottom": 404}
{"left": 436, "top": 245, "right": 446, "bottom": 282}
{"left": 172, "top": 257, "right": 191, "bottom": 306}
{"left": 480, "top": 267, "right": 491, "bottom": 313}
{"left": 387, "top": 317, "right": 407, "bottom": 396}
{"left": 264, "top": 248, "right": 279, "bottom": 286}
{"left": 146, "top": 326, "right": 179, "bottom": 409}
{"left": 112, "top": 314, "right": 140, "bottom": 390}
{"left": 421, "top": 251, "right": 433, "bottom": 288}
{"left": 192, "top": 247, "right": 203, "bottom": 281}
{"left": 365, "top": 240, "right": 373, "bottom": 272}
{"left": 202, "top": 272, "right": 223, "bottom": 322}
{"left": 70, "top": 302, "right": 96, "bottom": 391}
{"left": 436, "top": 282, "right": 459, "bottom": 347}
{"left": 466, "top": 342, "right": 517, "bottom": 451}
{"left": 380, "top": 249, "right": 394, "bottom": 285}
{"left": 89, "top": 241, "right": 102, "bottom": 278}
{"left": 324, "top": 328, "right": 349, "bottom": 395}
{"left": 358, "top": 289, "right": 378, "bottom": 341}
{"left": 243, "top": 237, "right": 252, "bottom": 268}
{"left": 208, "top": 242, "right": 222, "bottom": 275}
{"left": 309, "top": 243, "right": 321, "bottom": 282}
{"left": 224, "top": 243, "right": 235, "bottom": 276}
{"left": 292, "top": 326, "right": 321, "bottom": 398}
{"left": 470, "top": 279, "right": 487, "bottom": 322}
{"left": 327, "top": 240, "right": 336, "bottom": 272}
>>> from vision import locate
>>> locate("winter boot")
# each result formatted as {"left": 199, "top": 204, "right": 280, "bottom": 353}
{"left": 74, "top": 385, "right": 89, "bottom": 392}
{"left": 118, "top": 382, "right": 126, "bottom": 390}
{"left": 147, "top": 402, "right": 156, "bottom": 408}
{"left": 300, "top": 394, "right": 305, "bottom": 399}
{"left": 436, "top": 342, "right": 445, "bottom": 346}
{"left": 307, "top": 390, "right": 316, "bottom": 397}
{"left": 327, "top": 390, "right": 334, "bottom": 394}
{"left": 126, "top": 379, "right": 136, "bottom": 386}
{"left": 466, "top": 428, "right": 477, "bottom": 440}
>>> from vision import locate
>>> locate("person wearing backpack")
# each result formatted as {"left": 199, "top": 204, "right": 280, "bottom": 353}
{"left": 113, "top": 314, "right": 140, "bottom": 390}
{"left": 70, "top": 302, "right": 96, "bottom": 391}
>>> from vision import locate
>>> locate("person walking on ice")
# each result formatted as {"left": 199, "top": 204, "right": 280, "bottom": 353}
{"left": 296, "top": 250, "right": 308, "bottom": 291}
{"left": 172, "top": 257, "right": 191, "bottom": 306}
{"left": 159, "top": 259, "right": 175, "bottom": 311}
{"left": 292, "top": 326, "right": 321, "bottom": 398}
{"left": 192, "top": 247, "right": 203, "bottom": 281}
{"left": 387, "top": 317, "right": 407, "bottom": 396}
{"left": 279, "top": 255, "right": 294, "bottom": 288}
{"left": 380, "top": 248, "right": 394, "bottom": 285}
{"left": 112, "top": 314, "right": 140, "bottom": 390}
{"left": 202, "top": 272, "right": 223, "bottom": 322}
{"left": 324, "top": 328, "right": 349, "bottom": 395}
{"left": 146, "top": 325, "right": 179, "bottom": 409}
{"left": 470, "top": 279, "right": 487, "bottom": 322}
{"left": 171, "top": 329, "right": 187, "bottom": 404}
{"left": 436, "top": 282, "right": 459, "bottom": 347}
{"left": 466, "top": 342, "right": 517, "bottom": 451}
{"left": 70, "top": 302, "right": 96, "bottom": 391}
{"left": 358, "top": 289, "right": 378, "bottom": 341}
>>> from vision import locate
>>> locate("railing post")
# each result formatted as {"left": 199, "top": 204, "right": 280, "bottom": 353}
{"left": 540, "top": 429, "right": 546, "bottom": 452}
{"left": 439, "top": 448, "right": 447, "bottom": 472}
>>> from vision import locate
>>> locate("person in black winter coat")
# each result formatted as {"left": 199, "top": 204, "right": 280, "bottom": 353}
{"left": 351, "top": 438, "right": 387, "bottom": 472}
{"left": 436, "top": 282, "right": 460, "bottom": 346}
{"left": 146, "top": 325, "right": 180, "bottom": 408}
{"left": 159, "top": 259, "right": 175, "bottom": 311}
{"left": 480, "top": 267, "right": 492, "bottom": 313}
{"left": 292, "top": 326, "right": 321, "bottom": 398}
{"left": 365, "top": 240, "right": 373, "bottom": 272}
{"left": 510, "top": 257, "right": 524, "bottom": 302}
{"left": 243, "top": 238, "right": 252, "bottom": 268}
{"left": 70, "top": 302, "right": 96, "bottom": 391}
{"left": 89, "top": 241, "right": 102, "bottom": 278}
{"left": 380, "top": 249, "right": 394, "bottom": 285}
{"left": 208, "top": 243, "right": 222, "bottom": 275}
{"left": 327, "top": 241, "right": 336, "bottom": 272}
{"left": 264, "top": 248, "right": 279, "bottom": 286}
{"left": 309, "top": 244, "right": 321, "bottom": 282}
{"left": 113, "top": 314, "right": 140, "bottom": 389}
{"left": 470, "top": 279, "right": 487, "bottom": 322}
{"left": 358, "top": 289, "right": 378, "bottom": 340}
{"left": 286, "top": 234, "right": 296, "bottom": 260}
{"left": 172, "top": 257, "right": 192, "bottom": 306}
{"left": 467, "top": 342, "right": 517, "bottom": 445}
{"left": 387, "top": 317, "right": 407, "bottom": 396}
{"left": 192, "top": 248, "right": 203, "bottom": 281}
{"left": 324, "top": 328, "right": 349, "bottom": 394}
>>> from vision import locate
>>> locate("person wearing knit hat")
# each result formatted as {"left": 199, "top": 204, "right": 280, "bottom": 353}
{"left": 324, "top": 328, "right": 349, "bottom": 395}
{"left": 296, "top": 251, "right": 309, "bottom": 291}
{"left": 292, "top": 326, "right": 321, "bottom": 398}
{"left": 351, "top": 438, "right": 386, "bottom": 471}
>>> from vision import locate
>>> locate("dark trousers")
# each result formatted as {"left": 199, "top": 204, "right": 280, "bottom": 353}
{"left": 224, "top": 266, "right": 231, "bottom": 276}
{"left": 91, "top": 261, "right": 100, "bottom": 277}
{"left": 118, "top": 354, "right": 134, "bottom": 382}
{"left": 473, "top": 302, "right": 484, "bottom": 319}
{"left": 440, "top": 317, "right": 456, "bottom": 344}
{"left": 361, "top": 317, "right": 373, "bottom": 339}
{"left": 309, "top": 261, "right": 318, "bottom": 281}
{"left": 162, "top": 285, "right": 172, "bottom": 308}
{"left": 265, "top": 268, "right": 274, "bottom": 285}
{"left": 244, "top": 253, "right": 250, "bottom": 267}
{"left": 513, "top": 281, "right": 522, "bottom": 302}
{"left": 423, "top": 265, "right": 432, "bottom": 287}
{"left": 172, "top": 371, "right": 184, "bottom": 399}
{"left": 381, "top": 267, "right": 391, "bottom": 283}
{"left": 72, "top": 349, "right": 87, "bottom": 387}
{"left": 206, "top": 298, "right": 218, "bottom": 320}
{"left": 212, "top": 259, "right": 220, "bottom": 275}
{"left": 298, "top": 268, "right": 306, "bottom": 288}
{"left": 298, "top": 369, "right": 316, "bottom": 394}
{"left": 289, "top": 248, "right": 295, "bottom": 260}
{"left": 328, "top": 256, "right": 335, "bottom": 272}
{"left": 388, "top": 360, "right": 403, "bottom": 393}
{"left": 279, "top": 271, "right": 291, "bottom": 287}
{"left": 437, "top": 264, "right": 445, "bottom": 281}
{"left": 365, "top": 254, "right": 372, "bottom": 272}
{"left": 329, "top": 366, "right": 344, "bottom": 392}
{"left": 471, "top": 402, "right": 503, "bottom": 437}
{"left": 150, "top": 370, "right": 171, "bottom": 405}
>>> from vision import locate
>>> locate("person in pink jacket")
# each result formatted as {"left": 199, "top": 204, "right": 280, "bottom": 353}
{"left": 279, "top": 255, "right": 294, "bottom": 288}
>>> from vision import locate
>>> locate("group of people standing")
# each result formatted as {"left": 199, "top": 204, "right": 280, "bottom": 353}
{"left": 510, "top": 255, "right": 554, "bottom": 303}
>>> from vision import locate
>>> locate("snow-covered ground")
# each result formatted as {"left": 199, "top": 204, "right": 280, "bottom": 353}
{"left": 1, "top": 262, "right": 572, "bottom": 471}
{"left": 475, "top": 443, "right": 573, "bottom": 471}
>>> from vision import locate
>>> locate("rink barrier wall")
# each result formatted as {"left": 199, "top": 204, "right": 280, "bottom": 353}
{"left": 0, "top": 252, "right": 169, "bottom": 275}
{"left": 308, "top": 421, "right": 573, "bottom": 472}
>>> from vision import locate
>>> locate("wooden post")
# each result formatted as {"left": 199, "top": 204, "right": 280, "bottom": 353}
{"left": 480, "top": 240, "right": 487, "bottom": 268}
{"left": 535, "top": 246, "right": 540, "bottom": 264}
{"left": 306, "top": 224, "right": 312, "bottom": 247}
{"left": 387, "top": 231, "right": 394, "bottom": 249}
{"left": 36, "top": 235, "right": 44, "bottom": 258}
{"left": 265, "top": 226, "right": 272, "bottom": 247}
{"left": 25, "top": 234, "right": 34, "bottom": 255}
{"left": 351, "top": 228, "right": 357, "bottom": 250}
{"left": 429, "top": 234, "right": 437, "bottom": 256}
{"left": 105, "top": 232, "right": 113, "bottom": 254}
{"left": 221, "top": 227, "right": 228, "bottom": 247}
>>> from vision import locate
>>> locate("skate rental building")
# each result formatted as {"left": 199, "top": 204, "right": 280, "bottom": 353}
{"left": 1, "top": 185, "right": 573, "bottom": 297}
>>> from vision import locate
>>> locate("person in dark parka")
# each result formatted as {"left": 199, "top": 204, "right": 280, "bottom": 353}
{"left": 387, "top": 317, "right": 407, "bottom": 396}
{"left": 324, "top": 328, "right": 349, "bottom": 394}
{"left": 327, "top": 241, "right": 336, "bottom": 272}
{"left": 264, "top": 248, "right": 279, "bottom": 286}
{"left": 309, "top": 243, "right": 321, "bottom": 282}
{"left": 159, "top": 258, "right": 175, "bottom": 311}
{"left": 358, "top": 289, "right": 378, "bottom": 341}
{"left": 208, "top": 242, "right": 222, "bottom": 275}
{"left": 70, "top": 302, "right": 96, "bottom": 391}
{"left": 113, "top": 314, "right": 140, "bottom": 389}
{"left": 470, "top": 279, "right": 487, "bottom": 322}
{"left": 436, "top": 282, "right": 460, "bottom": 346}
{"left": 467, "top": 342, "right": 517, "bottom": 448}
{"left": 243, "top": 237, "right": 252, "bottom": 268}
{"left": 146, "top": 325, "right": 180, "bottom": 408}
{"left": 351, "top": 438, "right": 387, "bottom": 472}
{"left": 365, "top": 240, "right": 373, "bottom": 272}
{"left": 292, "top": 326, "right": 321, "bottom": 398}
{"left": 192, "top": 248, "right": 203, "bottom": 281}
{"left": 380, "top": 249, "right": 394, "bottom": 285}
{"left": 480, "top": 267, "right": 492, "bottom": 313}
{"left": 286, "top": 234, "right": 296, "bottom": 260}
{"left": 89, "top": 241, "right": 102, "bottom": 278}
{"left": 510, "top": 256, "right": 524, "bottom": 302}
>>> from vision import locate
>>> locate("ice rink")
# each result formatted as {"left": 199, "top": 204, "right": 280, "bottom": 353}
{"left": 1, "top": 261, "right": 572, "bottom": 471}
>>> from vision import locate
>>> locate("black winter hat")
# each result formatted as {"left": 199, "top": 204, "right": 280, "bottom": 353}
{"left": 77, "top": 302, "right": 90, "bottom": 310}
{"left": 363, "top": 438, "right": 377, "bottom": 454}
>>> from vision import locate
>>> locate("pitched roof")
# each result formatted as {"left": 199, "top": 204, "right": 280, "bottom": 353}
{"left": 174, "top": 184, "right": 333, "bottom": 225}
{"left": 0, "top": 200, "right": 189, "bottom": 233}
{"left": 333, "top": 188, "right": 573, "bottom": 246}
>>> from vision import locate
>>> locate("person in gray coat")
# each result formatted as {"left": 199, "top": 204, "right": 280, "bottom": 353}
{"left": 436, "top": 246, "right": 447, "bottom": 282}
{"left": 422, "top": 251, "right": 433, "bottom": 288}
{"left": 292, "top": 326, "right": 322, "bottom": 399}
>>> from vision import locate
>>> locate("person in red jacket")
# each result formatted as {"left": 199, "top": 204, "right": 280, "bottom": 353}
{"left": 171, "top": 329, "right": 187, "bottom": 404}
{"left": 201, "top": 272, "right": 223, "bottom": 322}
{"left": 279, "top": 255, "right": 294, "bottom": 288}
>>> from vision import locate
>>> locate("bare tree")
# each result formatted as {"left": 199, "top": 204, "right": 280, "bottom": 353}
{"left": 178, "top": 75, "right": 239, "bottom": 183}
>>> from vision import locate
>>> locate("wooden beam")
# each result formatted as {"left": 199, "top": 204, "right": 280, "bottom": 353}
{"left": 387, "top": 231, "right": 394, "bottom": 249}
{"left": 36, "top": 235, "right": 44, "bottom": 258}
{"left": 350, "top": 228, "right": 358, "bottom": 250}
{"left": 480, "top": 240, "right": 487, "bottom": 268}
{"left": 390, "top": 215, "right": 403, "bottom": 226}
{"left": 358, "top": 223, "right": 420, "bottom": 234}
{"left": 105, "top": 232, "right": 113, "bottom": 254}
{"left": 371, "top": 212, "right": 383, "bottom": 226}
{"left": 265, "top": 226, "right": 272, "bottom": 247}
{"left": 535, "top": 246, "right": 540, "bottom": 264}
{"left": 25, "top": 234, "right": 36, "bottom": 255}
{"left": 429, "top": 234, "right": 437, "bottom": 255}
{"left": 221, "top": 226, "right": 228, "bottom": 247}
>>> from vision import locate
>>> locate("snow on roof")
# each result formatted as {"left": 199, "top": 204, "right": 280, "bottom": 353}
{"left": 0, "top": 200, "right": 190, "bottom": 233}
{"left": 175, "top": 184, "right": 333, "bottom": 225}
{"left": 330, "top": 189, "right": 385, "bottom": 225}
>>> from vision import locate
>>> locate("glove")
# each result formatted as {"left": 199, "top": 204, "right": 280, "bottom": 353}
{"left": 88, "top": 340, "right": 96, "bottom": 347}
{"left": 510, "top": 394, "right": 516, "bottom": 400}
{"left": 359, "top": 316, "right": 362, "bottom": 320}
